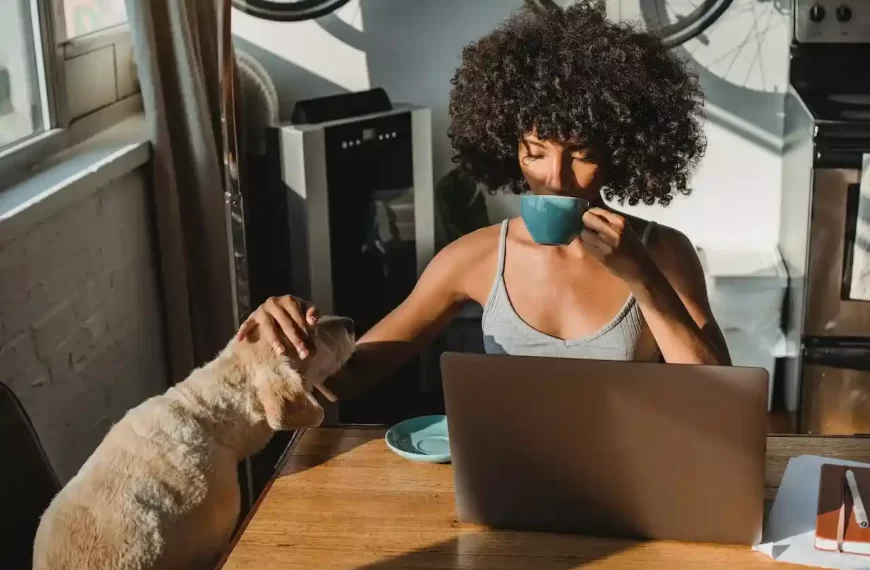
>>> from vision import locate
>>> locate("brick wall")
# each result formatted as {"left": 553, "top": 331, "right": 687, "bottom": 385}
{"left": 0, "top": 168, "right": 167, "bottom": 482}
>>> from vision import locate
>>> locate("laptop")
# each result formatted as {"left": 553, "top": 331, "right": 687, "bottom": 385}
{"left": 440, "top": 352, "right": 769, "bottom": 545}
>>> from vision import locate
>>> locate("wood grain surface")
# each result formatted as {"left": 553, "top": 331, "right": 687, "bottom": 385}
{"left": 219, "top": 428, "right": 870, "bottom": 570}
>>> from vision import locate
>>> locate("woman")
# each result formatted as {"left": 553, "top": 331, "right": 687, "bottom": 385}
{"left": 238, "top": 2, "right": 731, "bottom": 401}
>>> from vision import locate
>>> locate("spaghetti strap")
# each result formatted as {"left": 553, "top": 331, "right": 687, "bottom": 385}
{"left": 641, "top": 221, "right": 656, "bottom": 245}
{"left": 496, "top": 219, "right": 509, "bottom": 277}
{"left": 481, "top": 220, "right": 510, "bottom": 322}
{"left": 481, "top": 216, "right": 657, "bottom": 362}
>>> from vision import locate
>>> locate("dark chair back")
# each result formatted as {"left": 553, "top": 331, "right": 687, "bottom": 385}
{"left": 0, "top": 382, "right": 61, "bottom": 569}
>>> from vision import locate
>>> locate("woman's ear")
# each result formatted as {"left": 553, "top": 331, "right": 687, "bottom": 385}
{"left": 253, "top": 363, "right": 324, "bottom": 430}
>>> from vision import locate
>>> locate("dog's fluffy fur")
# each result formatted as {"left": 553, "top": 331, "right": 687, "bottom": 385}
{"left": 33, "top": 316, "right": 355, "bottom": 570}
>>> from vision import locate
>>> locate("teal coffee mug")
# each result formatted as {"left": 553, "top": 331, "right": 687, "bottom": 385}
{"left": 520, "top": 194, "right": 590, "bottom": 245}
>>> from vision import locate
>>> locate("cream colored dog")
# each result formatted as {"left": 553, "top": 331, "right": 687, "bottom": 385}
{"left": 33, "top": 315, "right": 355, "bottom": 570}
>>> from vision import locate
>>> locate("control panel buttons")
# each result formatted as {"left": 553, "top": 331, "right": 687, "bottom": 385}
{"left": 836, "top": 4, "right": 852, "bottom": 21}
{"left": 795, "top": 0, "right": 870, "bottom": 43}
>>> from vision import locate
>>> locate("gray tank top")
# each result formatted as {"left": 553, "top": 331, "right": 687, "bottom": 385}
{"left": 481, "top": 219, "right": 660, "bottom": 361}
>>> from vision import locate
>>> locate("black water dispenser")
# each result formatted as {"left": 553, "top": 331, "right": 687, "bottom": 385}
{"left": 274, "top": 88, "right": 437, "bottom": 425}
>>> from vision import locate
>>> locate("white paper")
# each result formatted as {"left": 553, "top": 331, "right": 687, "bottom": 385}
{"left": 849, "top": 155, "right": 870, "bottom": 302}
{"left": 754, "top": 455, "right": 870, "bottom": 569}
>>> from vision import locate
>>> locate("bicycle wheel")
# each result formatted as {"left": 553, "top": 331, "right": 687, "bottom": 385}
{"left": 525, "top": 0, "right": 734, "bottom": 47}
{"left": 232, "top": 0, "right": 353, "bottom": 22}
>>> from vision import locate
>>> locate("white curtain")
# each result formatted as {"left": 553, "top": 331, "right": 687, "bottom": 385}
{"left": 125, "top": 0, "right": 236, "bottom": 380}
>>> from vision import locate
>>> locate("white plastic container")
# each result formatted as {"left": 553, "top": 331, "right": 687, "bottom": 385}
{"left": 697, "top": 247, "right": 788, "bottom": 410}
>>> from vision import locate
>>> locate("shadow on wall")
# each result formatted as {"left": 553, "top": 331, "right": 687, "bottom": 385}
{"left": 234, "top": 0, "right": 523, "bottom": 183}
{"left": 232, "top": 0, "right": 790, "bottom": 241}
{"left": 235, "top": 0, "right": 788, "bottom": 165}
{"left": 319, "top": 0, "right": 524, "bottom": 180}
{"left": 232, "top": 36, "right": 351, "bottom": 117}
{"left": 670, "top": 0, "right": 791, "bottom": 154}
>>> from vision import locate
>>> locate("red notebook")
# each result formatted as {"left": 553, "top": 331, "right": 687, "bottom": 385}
{"left": 816, "top": 464, "right": 870, "bottom": 556}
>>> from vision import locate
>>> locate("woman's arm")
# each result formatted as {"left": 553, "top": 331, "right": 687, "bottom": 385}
{"left": 321, "top": 230, "right": 497, "bottom": 401}
{"left": 633, "top": 226, "right": 731, "bottom": 366}
{"left": 579, "top": 209, "right": 729, "bottom": 366}
{"left": 239, "top": 227, "right": 497, "bottom": 402}
{"left": 321, "top": 266, "right": 462, "bottom": 401}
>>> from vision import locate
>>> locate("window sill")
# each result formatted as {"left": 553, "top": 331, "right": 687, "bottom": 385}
{"left": 62, "top": 23, "right": 132, "bottom": 59}
{"left": 0, "top": 114, "right": 149, "bottom": 243}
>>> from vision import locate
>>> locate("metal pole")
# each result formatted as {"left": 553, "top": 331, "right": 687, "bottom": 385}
{"left": 218, "top": 0, "right": 255, "bottom": 510}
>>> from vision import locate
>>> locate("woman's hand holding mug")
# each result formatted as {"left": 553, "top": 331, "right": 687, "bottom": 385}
{"left": 579, "top": 208, "right": 651, "bottom": 285}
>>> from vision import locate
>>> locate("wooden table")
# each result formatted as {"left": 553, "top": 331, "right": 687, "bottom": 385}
{"left": 219, "top": 428, "right": 870, "bottom": 570}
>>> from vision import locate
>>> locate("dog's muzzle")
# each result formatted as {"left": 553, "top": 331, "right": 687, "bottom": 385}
{"left": 339, "top": 317, "right": 354, "bottom": 337}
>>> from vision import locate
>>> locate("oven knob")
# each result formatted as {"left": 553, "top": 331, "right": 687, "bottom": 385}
{"left": 836, "top": 4, "right": 852, "bottom": 21}
{"left": 809, "top": 3, "right": 826, "bottom": 22}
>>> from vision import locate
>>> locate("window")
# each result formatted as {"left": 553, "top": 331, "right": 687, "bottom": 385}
{"left": 0, "top": 0, "right": 136, "bottom": 185}
{"left": 0, "top": 0, "right": 50, "bottom": 153}
{"left": 63, "top": 0, "right": 128, "bottom": 39}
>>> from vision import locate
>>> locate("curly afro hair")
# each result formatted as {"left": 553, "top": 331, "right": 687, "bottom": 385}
{"left": 448, "top": 1, "right": 706, "bottom": 206}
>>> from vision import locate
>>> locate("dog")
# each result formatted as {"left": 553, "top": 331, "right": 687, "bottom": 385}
{"left": 32, "top": 315, "right": 355, "bottom": 570}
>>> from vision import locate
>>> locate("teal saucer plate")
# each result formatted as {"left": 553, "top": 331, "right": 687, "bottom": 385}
{"left": 385, "top": 415, "right": 450, "bottom": 463}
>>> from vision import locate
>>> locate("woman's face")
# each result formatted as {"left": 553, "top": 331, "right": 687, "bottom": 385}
{"left": 518, "top": 133, "right": 605, "bottom": 202}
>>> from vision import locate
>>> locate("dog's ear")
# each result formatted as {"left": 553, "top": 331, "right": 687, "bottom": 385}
{"left": 253, "top": 363, "right": 324, "bottom": 430}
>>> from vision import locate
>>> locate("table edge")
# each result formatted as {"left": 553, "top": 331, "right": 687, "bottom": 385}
{"left": 215, "top": 428, "right": 870, "bottom": 568}
{"left": 213, "top": 425, "right": 389, "bottom": 569}
{"left": 213, "top": 429, "right": 308, "bottom": 570}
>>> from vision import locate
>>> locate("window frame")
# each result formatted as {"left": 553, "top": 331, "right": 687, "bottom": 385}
{"left": 0, "top": 0, "right": 69, "bottom": 187}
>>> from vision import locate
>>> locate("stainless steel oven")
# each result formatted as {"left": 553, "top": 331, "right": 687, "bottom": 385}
{"left": 800, "top": 159, "right": 870, "bottom": 435}
{"left": 804, "top": 166, "right": 870, "bottom": 337}
{"left": 780, "top": 0, "right": 870, "bottom": 435}
{"left": 802, "top": 339, "right": 870, "bottom": 434}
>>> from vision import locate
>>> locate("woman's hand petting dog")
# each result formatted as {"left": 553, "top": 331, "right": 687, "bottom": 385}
{"left": 238, "top": 295, "right": 320, "bottom": 359}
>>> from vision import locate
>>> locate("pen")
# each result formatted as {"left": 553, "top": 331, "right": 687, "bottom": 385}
{"left": 846, "top": 470, "right": 869, "bottom": 529}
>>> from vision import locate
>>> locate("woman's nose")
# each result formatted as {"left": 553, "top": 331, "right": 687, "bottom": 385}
{"left": 545, "top": 154, "right": 574, "bottom": 194}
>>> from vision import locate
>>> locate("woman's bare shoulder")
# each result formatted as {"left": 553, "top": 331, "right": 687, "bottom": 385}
{"left": 629, "top": 217, "right": 701, "bottom": 284}
{"left": 426, "top": 222, "right": 503, "bottom": 302}
{"left": 613, "top": 210, "right": 698, "bottom": 269}
{"left": 638, "top": 219, "right": 695, "bottom": 258}
{"left": 437, "top": 222, "right": 502, "bottom": 260}
{"left": 615, "top": 212, "right": 690, "bottom": 251}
